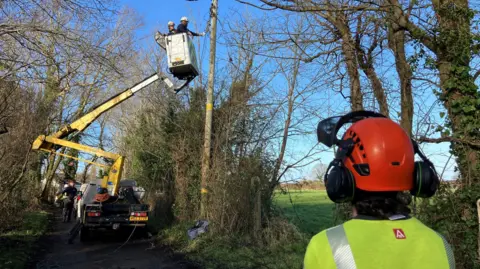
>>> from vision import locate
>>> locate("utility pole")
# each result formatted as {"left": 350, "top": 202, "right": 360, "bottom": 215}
{"left": 200, "top": 0, "right": 218, "bottom": 219}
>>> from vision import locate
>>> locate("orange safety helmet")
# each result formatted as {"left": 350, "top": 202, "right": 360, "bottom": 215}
{"left": 342, "top": 117, "right": 414, "bottom": 191}
{"left": 317, "top": 111, "right": 439, "bottom": 203}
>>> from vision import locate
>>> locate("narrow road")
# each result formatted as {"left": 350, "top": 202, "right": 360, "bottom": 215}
{"left": 33, "top": 209, "right": 199, "bottom": 269}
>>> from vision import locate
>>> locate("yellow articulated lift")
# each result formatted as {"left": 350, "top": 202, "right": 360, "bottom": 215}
{"left": 32, "top": 75, "right": 164, "bottom": 242}
{"left": 33, "top": 31, "right": 200, "bottom": 243}
{"left": 33, "top": 75, "right": 163, "bottom": 196}
{"left": 32, "top": 30, "right": 199, "bottom": 243}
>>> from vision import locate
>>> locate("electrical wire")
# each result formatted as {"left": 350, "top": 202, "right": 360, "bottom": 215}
{"left": 110, "top": 222, "right": 139, "bottom": 254}
{"left": 203, "top": 1, "right": 214, "bottom": 35}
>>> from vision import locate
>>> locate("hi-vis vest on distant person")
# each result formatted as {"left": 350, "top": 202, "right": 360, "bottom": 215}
{"left": 303, "top": 216, "right": 454, "bottom": 269}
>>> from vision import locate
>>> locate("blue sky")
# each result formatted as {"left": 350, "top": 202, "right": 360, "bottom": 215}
{"left": 119, "top": 0, "right": 244, "bottom": 44}
{"left": 117, "top": 0, "right": 457, "bottom": 181}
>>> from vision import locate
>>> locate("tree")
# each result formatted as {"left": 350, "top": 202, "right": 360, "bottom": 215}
{"left": 0, "top": 1, "right": 143, "bottom": 230}
{"left": 235, "top": 0, "right": 415, "bottom": 133}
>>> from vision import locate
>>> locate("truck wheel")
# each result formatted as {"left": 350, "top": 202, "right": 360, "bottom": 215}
{"left": 79, "top": 227, "right": 90, "bottom": 242}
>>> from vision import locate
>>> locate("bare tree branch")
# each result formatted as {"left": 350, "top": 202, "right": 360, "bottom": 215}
{"left": 235, "top": 0, "right": 277, "bottom": 10}
{"left": 474, "top": 69, "right": 480, "bottom": 80}
{"left": 418, "top": 136, "right": 480, "bottom": 148}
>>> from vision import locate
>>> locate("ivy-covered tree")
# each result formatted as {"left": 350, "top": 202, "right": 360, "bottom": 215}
{"left": 391, "top": 2, "right": 480, "bottom": 266}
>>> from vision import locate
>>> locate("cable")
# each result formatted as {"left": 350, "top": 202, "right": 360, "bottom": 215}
{"left": 203, "top": 1, "right": 214, "bottom": 35}
{"left": 110, "top": 222, "right": 138, "bottom": 254}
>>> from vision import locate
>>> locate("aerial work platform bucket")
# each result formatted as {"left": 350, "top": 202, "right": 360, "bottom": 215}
{"left": 166, "top": 33, "right": 199, "bottom": 80}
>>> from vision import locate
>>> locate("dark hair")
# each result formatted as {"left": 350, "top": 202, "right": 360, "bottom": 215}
{"left": 352, "top": 190, "right": 412, "bottom": 219}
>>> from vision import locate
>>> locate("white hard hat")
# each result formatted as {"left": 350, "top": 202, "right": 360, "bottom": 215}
{"left": 181, "top": 16, "right": 188, "bottom": 22}
{"left": 168, "top": 21, "right": 174, "bottom": 26}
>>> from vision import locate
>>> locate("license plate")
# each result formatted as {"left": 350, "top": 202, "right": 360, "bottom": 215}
{"left": 129, "top": 216, "right": 148, "bottom": 222}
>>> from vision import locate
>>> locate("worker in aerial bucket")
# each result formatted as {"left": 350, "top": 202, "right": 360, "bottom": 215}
{"left": 167, "top": 21, "right": 177, "bottom": 35}
{"left": 304, "top": 111, "right": 455, "bottom": 269}
{"left": 177, "top": 17, "right": 205, "bottom": 37}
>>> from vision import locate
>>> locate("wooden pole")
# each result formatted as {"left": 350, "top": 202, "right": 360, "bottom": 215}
{"left": 477, "top": 199, "right": 480, "bottom": 260}
{"left": 200, "top": 0, "right": 218, "bottom": 219}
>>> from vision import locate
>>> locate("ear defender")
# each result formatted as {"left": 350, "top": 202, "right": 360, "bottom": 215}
{"left": 411, "top": 161, "right": 439, "bottom": 198}
{"left": 324, "top": 138, "right": 356, "bottom": 203}
{"left": 325, "top": 161, "right": 355, "bottom": 203}
{"left": 409, "top": 140, "right": 439, "bottom": 198}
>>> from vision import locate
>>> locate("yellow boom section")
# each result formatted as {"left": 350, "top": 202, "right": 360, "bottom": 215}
{"left": 32, "top": 73, "right": 160, "bottom": 196}
{"left": 33, "top": 136, "right": 124, "bottom": 195}
{"left": 34, "top": 74, "right": 160, "bottom": 152}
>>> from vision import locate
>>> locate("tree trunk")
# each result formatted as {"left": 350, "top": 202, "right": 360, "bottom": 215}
{"left": 335, "top": 12, "right": 364, "bottom": 111}
{"left": 0, "top": 149, "right": 31, "bottom": 203}
{"left": 41, "top": 149, "right": 65, "bottom": 200}
{"left": 354, "top": 18, "right": 389, "bottom": 116}
{"left": 433, "top": 0, "right": 479, "bottom": 185}
{"left": 366, "top": 68, "right": 389, "bottom": 115}
{"left": 386, "top": 0, "right": 414, "bottom": 135}
{"left": 342, "top": 38, "right": 363, "bottom": 110}
{"left": 437, "top": 58, "right": 479, "bottom": 184}
{"left": 251, "top": 176, "right": 261, "bottom": 242}
{"left": 271, "top": 42, "right": 301, "bottom": 187}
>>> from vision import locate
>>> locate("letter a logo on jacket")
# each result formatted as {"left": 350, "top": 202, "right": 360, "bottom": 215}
{"left": 393, "top": 229, "right": 406, "bottom": 239}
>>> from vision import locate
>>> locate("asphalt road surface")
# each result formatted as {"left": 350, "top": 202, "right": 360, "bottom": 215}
{"left": 32, "top": 209, "right": 199, "bottom": 269}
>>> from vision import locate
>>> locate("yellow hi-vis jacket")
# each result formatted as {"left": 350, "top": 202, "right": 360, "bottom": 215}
{"left": 304, "top": 215, "right": 455, "bottom": 269}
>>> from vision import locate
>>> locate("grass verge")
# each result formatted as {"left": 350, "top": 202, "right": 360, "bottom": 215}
{"left": 0, "top": 211, "right": 50, "bottom": 269}
{"left": 158, "top": 220, "right": 307, "bottom": 269}
{"left": 153, "top": 190, "right": 334, "bottom": 269}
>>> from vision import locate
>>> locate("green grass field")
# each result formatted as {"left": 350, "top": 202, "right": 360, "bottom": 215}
{"left": 274, "top": 190, "right": 334, "bottom": 236}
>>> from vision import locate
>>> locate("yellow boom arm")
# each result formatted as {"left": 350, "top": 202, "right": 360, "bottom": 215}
{"left": 32, "top": 73, "right": 161, "bottom": 196}
{"left": 33, "top": 136, "right": 125, "bottom": 195}
{"left": 42, "top": 74, "right": 160, "bottom": 144}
